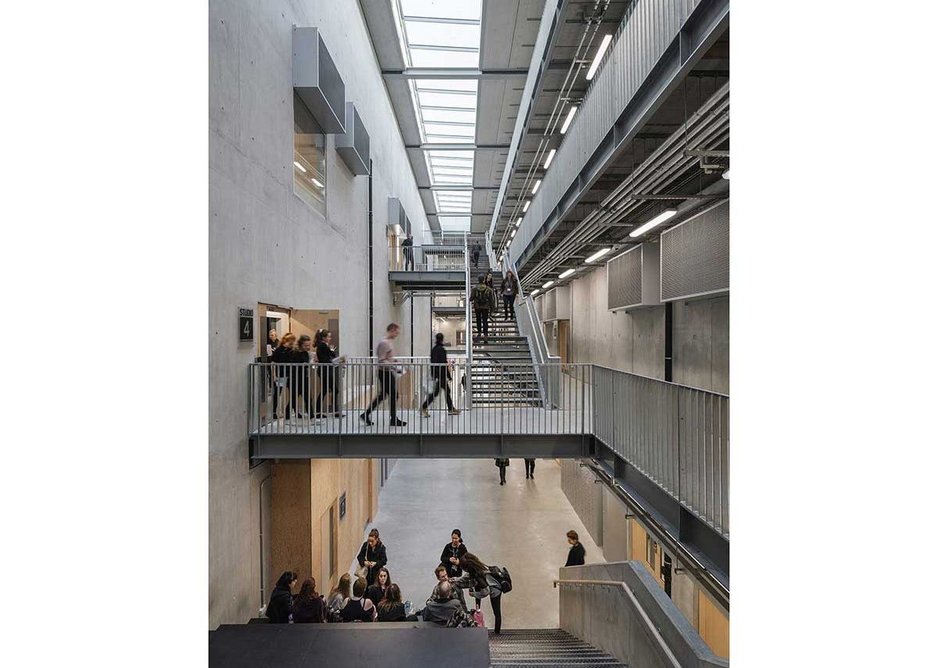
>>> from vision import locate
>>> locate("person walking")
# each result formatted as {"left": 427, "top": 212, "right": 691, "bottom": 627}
{"left": 471, "top": 241, "right": 481, "bottom": 269}
{"left": 495, "top": 458, "right": 509, "bottom": 485}
{"left": 265, "top": 571, "right": 297, "bottom": 623}
{"left": 471, "top": 275, "right": 494, "bottom": 342}
{"left": 401, "top": 232, "right": 414, "bottom": 270}
{"left": 565, "top": 530, "right": 586, "bottom": 567}
{"left": 293, "top": 334, "right": 313, "bottom": 419}
{"left": 440, "top": 529, "right": 467, "bottom": 578}
{"left": 484, "top": 271, "right": 500, "bottom": 320}
{"left": 356, "top": 528, "right": 388, "bottom": 586}
{"left": 314, "top": 329, "right": 345, "bottom": 418}
{"left": 360, "top": 323, "right": 407, "bottom": 427}
{"left": 524, "top": 458, "right": 536, "bottom": 479}
{"left": 270, "top": 333, "right": 297, "bottom": 420}
{"left": 421, "top": 333, "right": 459, "bottom": 417}
{"left": 501, "top": 270, "right": 519, "bottom": 320}
{"left": 451, "top": 553, "right": 505, "bottom": 634}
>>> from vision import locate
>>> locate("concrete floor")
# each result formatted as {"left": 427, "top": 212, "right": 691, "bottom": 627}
{"left": 353, "top": 458, "right": 603, "bottom": 629}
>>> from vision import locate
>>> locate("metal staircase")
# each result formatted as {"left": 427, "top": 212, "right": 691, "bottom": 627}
{"left": 488, "top": 629, "right": 625, "bottom": 667}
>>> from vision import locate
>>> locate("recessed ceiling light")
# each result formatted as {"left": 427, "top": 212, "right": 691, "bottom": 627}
{"left": 542, "top": 280, "right": 555, "bottom": 289}
{"left": 293, "top": 161, "right": 306, "bottom": 173}
{"left": 586, "top": 247, "right": 612, "bottom": 263}
{"left": 523, "top": 201, "right": 530, "bottom": 213}
{"left": 532, "top": 179, "right": 541, "bottom": 194}
{"left": 543, "top": 149, "right": 557, "bottom": 169}
{"left": 560, "top": 106, "right": 578, "bottom": 134}
{"left": 559, "top": 268, "right": 575, "bottom": 279}
{"left": 629, "top": 209, "right": 677, "bottom": 238}
{"left": 585, "top": 35, "right": 613, "bottom": 81}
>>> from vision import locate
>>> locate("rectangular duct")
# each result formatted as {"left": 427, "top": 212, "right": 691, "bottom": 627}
{"left": 607, "top": 243, "right": 661, "bottom": 311}
{"left": 660, "top": 200, "right": 729, "bottom": 301}
{"left": 387, "top": 197, "right": 411, "bottom": 235}
{"left": 542, "top": 289, "right": 556, "bottom": 321}
{"left": 540, "top": 286, "right": 569, "bottom": 321}
{"left": 336, "top": 102, "right": 370, "bottom": 176}
{"left": 293, "top": 27, "right": 346, "bottom": 133}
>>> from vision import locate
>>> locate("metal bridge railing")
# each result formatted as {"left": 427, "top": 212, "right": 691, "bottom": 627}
{"left": 388, "top": 243, "right": 466, "bottom": 272}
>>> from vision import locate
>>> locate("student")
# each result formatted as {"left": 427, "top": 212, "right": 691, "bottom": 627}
{"left": 361, "top": 323, "right": 407, "bottom": 427}
{"left": 265, "top": 571, "right": 297, "bottom": 623}
{"left": 451, "top": 553, "right": 505, "bottom": 634}
{"left": 401, "top": 232, "right": 414, "bottom": 270}
{"left": 356, "top": 528, "right": 388, "bottom": 586}
{"left": 471, "top": 241, "right": 481, "bottom": 269}
{"left": 376, "top": 583, "right": 416, "bottom": 622}
{"left": 270, "top": 333, "right": 297, "bottom": 419}
{"left": 421, "top": 580, "right": 464, "bottom": 624}
{"left": 495, "top": 458, "right": 509, "bottom": 485}
{"left": 501, "top": 270, "right": 519, "bottom": 319}
{"left": 293, "top": 578, "right": 326, "bottom": 623}
{"left": 340, "top": 577, "right": 376, "bottom": 622}
{"left": 565, "top": 530, "right": 586, "bottom": 567}
{"left": 293, "top": 334, "right": 313, "bottom": 419}
{"left": 314, "top": 329, "right": 345, "bottom": 418}
{"left": 471, "top": 276, "right": 494, "bottom": 341}
{"left": 440, "top": 529, "right": 467, "bottom": 578}
{"left": 524, "top": 458, "right": 536, "bottom": 479}
{"left": 266, "top": 329, "right": 280, "bottom": 358}
{"left": 365, "top": 567, "right": 392, "bottom": 607}
{"left": 326, "top": 573, "right": 351, "bottom": 613}
{"left": 421, "top": 333, "right": 459, "bottom": 417}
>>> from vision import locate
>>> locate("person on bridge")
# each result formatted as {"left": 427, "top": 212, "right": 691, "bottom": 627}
{"left": 565, "top": 530, "right": 586, "bottom": 567}
{"left": 501, "top": 270, "right": 519, "bottom": 319}
{"left": 471, "top": 275, "right": 495, "bottom": 341}
{"left": 401, "top": 232, "right": 414, "bottom": 270}
{"left": 270, "top": 333, "right": 297, "bottom": 420}
{"left": 361, "top": 323, "right": 407, "bottom": 427}
{"left": 421, "top": 333, "right": 459, "bottom": 417}
{"left": 314, "top": 328, "right": 345, "bottom": 418}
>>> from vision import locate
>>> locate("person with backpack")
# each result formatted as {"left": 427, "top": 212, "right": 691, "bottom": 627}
{"left": 450, "top": 552, "right": 510, "bottom": 634}
{"left": 471, "top": 275, "right": 495, "bottom": 341}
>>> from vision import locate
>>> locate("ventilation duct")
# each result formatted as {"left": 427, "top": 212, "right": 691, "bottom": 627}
{"left": 388, "top": 197, "right": 411, "bottom": 236}
{"left": 540, "top": 286, "right": 570, "bottom": 321}
{"left": 293, "top": 27, "right": 346, "bottom": 133}
{"left": 607, "top": 243, "right": 661, "bottom": 311}
{"left": 660, "top": 200, "right": 729, "bottom": 301}
{"left": 336, "top": 102, "right": 370, "bottom": 175}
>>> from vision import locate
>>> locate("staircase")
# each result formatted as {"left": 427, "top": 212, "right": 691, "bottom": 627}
{"left": 489, "top": 629, "right": 625, "bottom": 667}
{"left": 469, "top": 254, "right": 541, "bottom": 407}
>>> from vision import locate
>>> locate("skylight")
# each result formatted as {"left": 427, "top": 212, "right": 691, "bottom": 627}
{"left": 398, "top": 0, "right": 482, "bottom": 232}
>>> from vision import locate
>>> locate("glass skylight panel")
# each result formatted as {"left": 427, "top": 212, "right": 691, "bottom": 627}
{"left": 421, "top": 109, "right": 476, "bottom": 124}
{"left": 404, "top": 21, "right": 480, "bottom": 49}
{"left": 400, "top": 0, "right": 481, "bottom": 22}
{"left": 415, "top": 79, "right": 478, "bottom": 93}
{"left": 409, "top": 48, "right": 480, "bottom": 68}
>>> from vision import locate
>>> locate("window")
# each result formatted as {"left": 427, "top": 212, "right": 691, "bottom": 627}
{"left": 293, "top": 93, "right": 326, "bottom": 214}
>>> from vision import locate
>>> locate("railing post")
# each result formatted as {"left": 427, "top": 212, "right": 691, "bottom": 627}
{"left": 464, "top": 233, "right": 473, "bottom": 410}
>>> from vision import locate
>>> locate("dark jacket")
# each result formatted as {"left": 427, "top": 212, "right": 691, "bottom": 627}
{"left": 365, "top": 583, "right": 388, "bottom": 607}
{"left": 376, "top": 601, "right": 407, "bottom": 622}
{"left": 339, "top": 597, "right": 374, "bottom": 623}
{"left": 471, "top": 283, "right": 495, "bottom": 311}
{"left": 357, "top": 541, "right": 388, "bottom": 585}
{"left": 500, "top": 274, "right": 518, "bottom": 295}
{"left": 316, "top": 342, "right": 337, "bottom": 365}
{"left": 271, "top": 346, "right": 293, "bottom": 383}
{"left": 440, "top": 542, "right": 467, "bottom": 578}
{"left": 293, "top": 595, "right": 326, "bottom": 623}
{"left": 565, "top": 542, "right": 586, "bottom": 567}
{"left": 422, "top": 598, "right": 463, "bottom": 625}
{"left": 430, "top": 343, "right": 451, "bottom": 380}
{"left": 495, "top": 458, "right": 509, "bottom": 468}
{"left": 265, "top": 585, "right": 293, "bottom": 623}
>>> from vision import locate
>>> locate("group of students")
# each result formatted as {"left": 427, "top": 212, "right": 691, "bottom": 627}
{"left": 469, "top": 270, "right": 519, "bottom": 340}
{"left": 267, "top": 328, "right": 346, "bottom": 420}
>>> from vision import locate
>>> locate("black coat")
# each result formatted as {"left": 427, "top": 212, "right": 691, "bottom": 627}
{"left": 440, "top": 542, "right": 467, "bottom": 578}
{"left": 565, "top": 542, "right": 586, "bottom": 567}
{"left": 265, "top": 585, "right": 293, "bottom": 623}
{"left": 357, "top": 541, "right": 388, "bottom": 585}
{"left": 293, "top": 595, "right": 326, "bottom": 623}
{"left": 430, "top": 343, "right": 451, "bottom": 380}
{"left": 376, "top": 601, "right": 407, "bottom": 622}
{"left": 365, "top": 583, "right": 388, "bottom": 607}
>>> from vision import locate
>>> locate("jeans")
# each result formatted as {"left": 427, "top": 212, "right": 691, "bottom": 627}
{"left": 365, "top": 368, "right": 398, "bottom": 420}
{"left": 503, "top": 294, "right": 516, "bottom": 319}
{"left": 475, "top": 309, "right": 489, "bottom": 338}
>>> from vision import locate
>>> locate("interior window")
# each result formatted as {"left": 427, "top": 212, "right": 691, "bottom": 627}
{"left": 293, "top": 93, "right": 326, "bottom": 214}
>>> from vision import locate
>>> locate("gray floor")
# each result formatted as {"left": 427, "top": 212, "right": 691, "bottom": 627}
{"left": 353, "top": 458, "right": 603, "bottom": 629}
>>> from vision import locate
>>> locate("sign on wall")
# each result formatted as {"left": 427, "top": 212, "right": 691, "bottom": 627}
{"left": 339, "top": 492, "right": 347, "bottom": 520}
{"left": 239, "top": 307, "right": 254, "bottom": 342}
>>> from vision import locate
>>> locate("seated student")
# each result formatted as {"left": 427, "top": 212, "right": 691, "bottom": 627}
{"left": 365, "top": 567, "right": 392, "bottom": 607}
{"left": 421, "top": 580, "right": 464, "bottom": 625}
{"left": 265, "top": 571, "right": 297, "bottom": 624}
{"left": 326, "top": 573, "right": 351, "bottom": 613}
{"left": 292, "top": 578, "right": 325, "bottom": 623}
{"left": 340, "top": 577, "right": 376, "bottom": 622}
{"left": 431, "top": 565, "right": 466, "bottom": 609}
{"left": 375, "top": 583, "right": 417, "bottom": 622}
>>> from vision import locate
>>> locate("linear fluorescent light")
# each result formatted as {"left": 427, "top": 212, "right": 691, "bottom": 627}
{"left": 722, "top": 170, "right": 730, "bottom": 180}
{"left": 530, "top": 289, "right": 540, "bottom": 296}
{"left": 293, "top": 161, "right": 306, "bottom": 173}
{"left": 559, "top": 268, "right": 575, "bottom": 279}
{"left": 523, "top": 201, "right": 530, "bottom": 213}
{"left": 629, "top": 209, "right": 677, "bottom": 238}
{"left": 542, "top": 280, "right": 555, "bottom": 289}
{"left": 560, "top": 106, "right": 578, "bottom": 134}
{"left": 585, "top": 35, "right": 613, "bottom": 81}
{"left": 515, "top": 218, "right": 522, "bottom": 227}
{"left": 543, "top": 148, "right": 557, "bottom": 169}
{"left": 311, "top": 178, "right": 324, "bottom": 189}
{"left": 510, "top": 229, "right": 516, "bottom": 238}
{"left": 585, "top": 247, "right": 611, "bottom": 263}
{"left": 532, "top": 179, "right": 541, "bottom": 194}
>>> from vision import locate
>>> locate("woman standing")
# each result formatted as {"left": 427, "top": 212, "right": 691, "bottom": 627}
{"left": 265, "top": 571, "right": 297, "bottom": 623}
{"left": 314, "top": 329, "right": 345, "bottom": 418}
{"left": 293, "top": 334, "right": 313, "bottom": 419}
{"left": 356, "top": 528, "right": 388, "bottom": 587}
{"left": 451, "top": 553, "right": 504, "bottom": 634}
{"left": 440, "top": 529, "right": 467, "bottom": 578}
{"left": 365, "top": 567, "right": 392, "bottom": 607}
{"left": 271, "top": 333, "right": 297, "bottom": 419}
{"left": 500, "top": 270, "right": 519, "bottom": 319}
{"left": 292, "top": 578, "right": 326, "bottom": 623}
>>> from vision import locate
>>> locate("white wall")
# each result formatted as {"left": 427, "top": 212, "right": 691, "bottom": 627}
{"left": 209, "top": 0, "right": 432, "bottom": 627}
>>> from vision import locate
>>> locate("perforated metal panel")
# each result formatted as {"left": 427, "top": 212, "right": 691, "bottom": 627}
{"left": 293, "top": 28, "right": 346, "bottom": 133}
{"left": 661, "top": 201, "right": 729, "bottom": 301}
{"left": 542, "top": 289, "right": 557, "bottom": 321}
{"left": 336, "top": 102, "right": 370, "bottom": 175}
{"left": 607, "top": 243, "right": 661, "bottom": 311}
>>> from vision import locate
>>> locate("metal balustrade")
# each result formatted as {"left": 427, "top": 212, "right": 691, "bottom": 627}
{"left": 387, "top": 242, "right": 466, "bottom": 272}
{"left": 248, "top": 360, "right": 728, "bottom": 536}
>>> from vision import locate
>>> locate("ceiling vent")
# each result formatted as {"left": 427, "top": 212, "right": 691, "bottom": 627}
{"left": 660, "top": 200, "right": 729, "bottom": 301}
{"left": 336, "top": 102, "right": 370, "bottom": 175}
{"left": 293, "top": 27, "right": 346, "bottom": 133}
{"left": 607, "top": 243, "right": 661, "bottom": 311}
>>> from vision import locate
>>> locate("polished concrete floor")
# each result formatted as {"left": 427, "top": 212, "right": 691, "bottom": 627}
{"left": 353, "top": 458, "right": 603, "bottom": 629}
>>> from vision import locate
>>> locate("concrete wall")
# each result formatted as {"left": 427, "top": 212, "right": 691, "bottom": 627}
{"left": 672, "top": 296, "right": 729, "bottom": 394}
{"left": 209, "top": 0, "right": 432, "bottom": 628}
{"left": 560, "top": 460, "right": 603, "bottom": 548}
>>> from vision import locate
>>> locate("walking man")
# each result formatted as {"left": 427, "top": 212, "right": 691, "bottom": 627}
{"left": 495, "top": 458, "right": 509, "bottom": 485}
{"left": 524, "top": 458, "right": 536, "bottom": 479}
{"left": 471, "top": 275, "right": 495, "bottom": 342}
{"left": 361, "top": 323, "right": 407, "bottom": 427}
{"left": 421, "top": 333, "right": 459, "bottom": 417}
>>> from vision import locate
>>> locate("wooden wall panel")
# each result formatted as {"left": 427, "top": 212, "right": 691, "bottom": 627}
{"left": 698, "top": 589, "right": 730, "bottom": 659}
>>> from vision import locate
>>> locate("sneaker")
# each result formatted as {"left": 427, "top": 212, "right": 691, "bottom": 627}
{"left": 448, "top": 409, "right": 460, "bottom": 416}
{"left": 421, "top": 408, "right": 430, "bottom": 418}
{"left": 389, "top": 418, "right": 408, "bottom": 427}
{"left": 360, "top": 413, "right": 374, "bottom": 426}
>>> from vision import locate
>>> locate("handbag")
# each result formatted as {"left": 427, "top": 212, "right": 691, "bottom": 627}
{"left": 470, "top": 609, "right": 485, "bottom": 628}
{"left": 354, "top": 564, "right": 368, "bottom": 579}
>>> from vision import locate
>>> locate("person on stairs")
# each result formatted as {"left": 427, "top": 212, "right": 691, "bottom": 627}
{"left": 471, "top": 275, "right": 495, "bottom": 342}
{"left": 421, "top": 333, "right": 459, "bottom": 417}
{"left": 471, "top": 241, "right": 481, "bottom": 269}
{"left": 501, "top": 270, "right": 519, "bottom": 319}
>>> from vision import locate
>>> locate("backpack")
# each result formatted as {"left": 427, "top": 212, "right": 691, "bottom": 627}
{"left": 471, "top": 284, "right": 492, "bottom": 309}
{"left": 489, "top": 565, "right": 512, "bottom": 594}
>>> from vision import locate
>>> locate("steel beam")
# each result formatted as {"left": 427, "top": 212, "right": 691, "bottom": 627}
{"left": 405, "top": 144, "right": 511, "bottom": 150}
{"left": 383, "top": 68, "right": 529, "bottom": 79}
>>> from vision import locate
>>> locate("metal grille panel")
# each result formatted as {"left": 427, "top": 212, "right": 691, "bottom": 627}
{"left": 661, "top": 200, "right": 729, "bottom": 301}
{"left": 607, "top": 246, "right": 643, "bottom": 310}
{"left": 542, "top": 288, "right": 557, "bottom": 321}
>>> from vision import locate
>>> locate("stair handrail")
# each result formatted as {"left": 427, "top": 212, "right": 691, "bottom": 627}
{"left": 552, "top": 578, "right": 682, "bottom": 668}
{"left": 464, "top": 233, "right": 473, "bottom": 409}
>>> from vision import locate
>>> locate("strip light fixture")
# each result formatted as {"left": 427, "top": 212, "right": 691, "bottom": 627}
{"left": 523, "top": 201, "right": 530, "bottom": 212}
{"left": 293, "top": 161, "right": 307, "bottom": 173}
{"left": 542, "top": 280, "right": 555, "bottom": 289}
{"left": 311, "top": 178, "right": 324, "bottom": 189}
{"left": 585, "top": 35, "right": 613, "bottom": 80}
{"left": 532, "top": 179, "right": 541, "bottom": 194}
{"left": 722, "top": 170, "right": 730, "bottom": 180}
{"left": 531, "top": 288, "right": 540, "bottom": 296}
{"left": 543, "top": 148, "right": 557, "bottom": 169}
{"left": 560, "top": 106, "right": 578, "bottom": 134}
{"left": 515, "top": 218, "right": 522, "bottom": 227}
{"left": 559, "top": 268, "right": 575, "bottom": 279}
{"left": 629, "top": 209, "right": 677, "bottom": 238}
{"left": 585, "top": 247, "right": 611, "bottom": 263}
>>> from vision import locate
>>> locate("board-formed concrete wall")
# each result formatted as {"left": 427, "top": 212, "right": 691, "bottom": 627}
{"left": 209, "top": 0, "right": 431, "bottom": 628}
